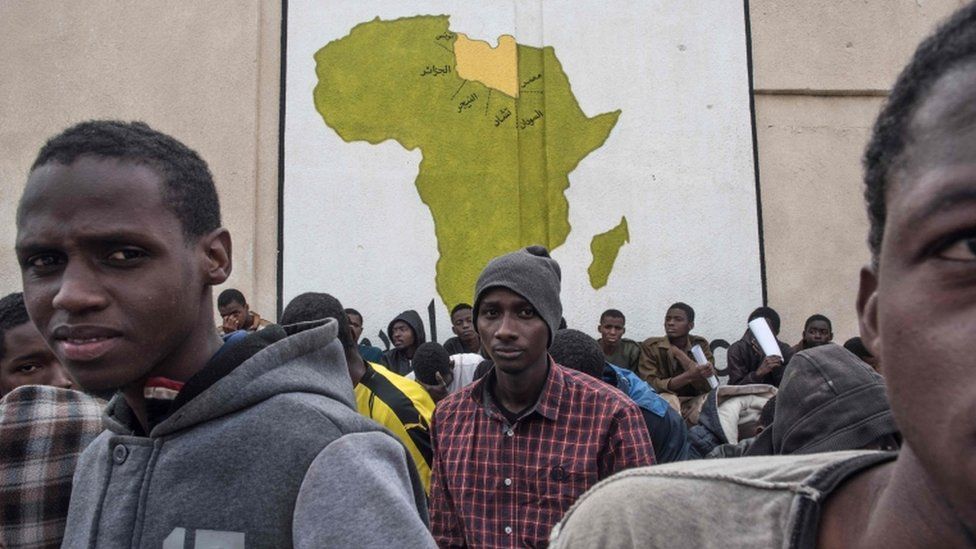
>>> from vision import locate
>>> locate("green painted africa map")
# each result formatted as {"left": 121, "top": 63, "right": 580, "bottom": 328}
{"left": 314, "top": 15, "right": 625, "bottom": 308}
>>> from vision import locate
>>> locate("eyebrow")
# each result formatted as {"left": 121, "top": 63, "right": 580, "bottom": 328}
{"left": 908, "top": 186, "right": 976, "bottom": 226}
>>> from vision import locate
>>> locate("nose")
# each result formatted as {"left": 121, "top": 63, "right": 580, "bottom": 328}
{"left": 51, "top": 363, "right": 75, "bottom": 390}
{"left": 494, "top": 312, "right": 518, "bottom": 341}
{"left": 51, "top": 261, "right": 109, "bottom": 315}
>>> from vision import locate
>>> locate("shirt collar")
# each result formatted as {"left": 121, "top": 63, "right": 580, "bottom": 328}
{"left": 472, "top": 356, "right": 564, "bottom": 422}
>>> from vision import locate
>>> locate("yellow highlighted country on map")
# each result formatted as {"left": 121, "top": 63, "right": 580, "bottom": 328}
{"left": 453, "top": 33, "right": 519, "bottom": 98}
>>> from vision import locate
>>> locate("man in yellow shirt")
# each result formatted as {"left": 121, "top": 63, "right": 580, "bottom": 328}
{"left": 281, "top": 293, "right": 434, "bottom": 493}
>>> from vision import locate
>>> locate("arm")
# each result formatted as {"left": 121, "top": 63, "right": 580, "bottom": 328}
{"left": 664, "top": 347, "right": 714, "bottom": 392}
{"left": 598, "top": 401, "right": 656, "bottom": 479}
{"left": 429, "top": 412, "right": 467, "bottom": 547}
{"left": 293, "top": 432, "right": 435, "bottom": 548}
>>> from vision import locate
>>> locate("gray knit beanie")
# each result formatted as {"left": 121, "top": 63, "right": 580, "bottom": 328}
{"left": 473, "top": 245, "right": 562, "bottom": 347}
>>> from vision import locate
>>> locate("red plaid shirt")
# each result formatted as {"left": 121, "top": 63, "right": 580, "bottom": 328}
{"left": 430, "top": 361, "right": 655, "bottom": 548}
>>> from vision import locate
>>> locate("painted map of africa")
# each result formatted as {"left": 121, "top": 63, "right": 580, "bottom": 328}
{"left": 314, "top": 15, "right": 626, "bottom": 309}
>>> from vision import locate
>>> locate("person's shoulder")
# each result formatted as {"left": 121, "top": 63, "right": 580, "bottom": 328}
{"left": 639, "top": 336, "right": 667, "bottom": 347}
{"left": 551, "top": 451, "right": 887, "bottom": 548}
{"left": 0, "top": 385, "right": 104, "bottom": 422}
{"left": 690, "top": 334, "right": 711, "bottom": 347}
{"left": 434, "top": 377, "right": 482, "bottom": 418}
{"left": 557, "top": 365, "right": 633, "bottom": 407}
{"left": 363, "top": 362, "right": 434, "bottom": 410}
{"left": 620, "top": 338, "right": 642, "bottom": 350}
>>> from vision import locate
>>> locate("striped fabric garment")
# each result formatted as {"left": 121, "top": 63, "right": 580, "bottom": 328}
{"left": 0, "top": 386, "right": 104, "bottom": 549}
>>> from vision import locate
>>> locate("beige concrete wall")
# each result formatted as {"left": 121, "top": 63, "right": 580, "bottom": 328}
{"left": 0, "top": 0, "right": 968, "bottom": 341}
{"left": 749, "top": 0, "right": 966, "bottom": 343}
{"left": 0, "top": 0, "right": 281, "bottom": 320}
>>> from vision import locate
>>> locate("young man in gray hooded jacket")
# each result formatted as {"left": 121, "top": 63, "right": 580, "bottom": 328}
{"left": 15, "top": 120, "right": 433, "bottom": 548}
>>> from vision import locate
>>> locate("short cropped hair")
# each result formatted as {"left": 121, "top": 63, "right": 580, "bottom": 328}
{"left": 344, "top": 308, "right": 362, "bottom": 321}
{"left": 549, "top": 329, "right": 605, "bottom": 380}
{"left": 667, "top": 302, "right": 695, "bottom": 323}
{"left": 217, "top": 289, "right": 246, "bottom": 308}
{"left": 280, "top": 292, "right": 353, "bottom": 350}
{"left": 599, "top": 309, "right": 625, "bottom": 324}
{"left": 748, "top": 306, "right": 781, "bottom": 335}
{"left": 450, "top": 303, "right": 472, "bottom": 316}
{"left": 843, "top": 337, "right": 874, "bottom": 360}
{"left": 26, "top": 120, "right": 220, "bottom": 240}
{"left": 804, "top": 314, "right": 832, "bottom": 332}
{"left": 412, "top": 342, "right": 451, "bottom": 385}
{"left": 0, "top": 293, "right": 31, "bottom": 362}
{"left": 863, "top": 3, "right": 976, "bottom": 264}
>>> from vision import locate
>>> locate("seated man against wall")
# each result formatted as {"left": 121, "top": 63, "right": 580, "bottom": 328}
{"left": 344, "top": 307, "right": 385, "bottom": 363}
{"left": 217, "top": 288, "right": 271, "bottom": 335}
{"left": 281, "top": 293, "right": 435, "bottom": 495}
{"left": 550, "top": 328, "right": 691, "bottom": 464}
{"left": 596, "top": 308, "right": 642, "bottom": 373}
{"left": 382, "top": 310, "right": 426, "bottom": 375}
{"left": 430, "top": 246, "right": 654, "bottom": 548}
{"left": 443, "top": 303, "right": 482, "bottom": 355}
{"left": 551, "top": 8, "right": 976, "bottom": 546}
{"left": 790, "top": 313, "right": 834, "bottom": 353}
{"left": 639, "top": 302, "right": 715, "bottom": 421}
{"left": 18, "top": 120, "right": 432, "bottom": 547}
{"left": 727, "top": 306, "right": 795, "bottom": 387}
{"left": 408, "top": 342, "right": 482, "bottom": 403}
{"left": 0, "top": 292, "right": 103, "bottom": 548}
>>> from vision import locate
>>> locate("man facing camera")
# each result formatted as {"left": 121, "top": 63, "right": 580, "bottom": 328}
{"left": 16, "top": 120, "right": 432, "bottom": 548}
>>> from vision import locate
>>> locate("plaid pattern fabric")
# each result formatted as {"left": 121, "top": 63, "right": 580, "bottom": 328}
{"left": 0, "top": 386, "right": 104, "bottom": 549}
{"left": 430, "top": 362, "right": 655, "bottom": 548}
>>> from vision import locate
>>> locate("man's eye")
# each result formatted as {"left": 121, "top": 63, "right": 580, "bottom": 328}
{"left": 518, "top": 308, "right": 536, "bottom": 318}
{"left": 16, "top": 363, "right": 41, "bottom": 374}
{"left": 26, "top": 253, "right": 64, "bottom": 269}
{"left": 106, "top": 248, "right": 148, "bottom": 262}
{"left": 938, "top": 237, "right": 976, "bottom": 261}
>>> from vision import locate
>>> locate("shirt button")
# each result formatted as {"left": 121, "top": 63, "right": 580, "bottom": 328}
{"left": 504, "top": 478, "right": 512, "bottom": 486}
{"left": 504, "top": 526, "right": 513, "bottom": 535}
{"left": 113, "top": 444, "right": 128, "bottom": 465}
{"left": 505, "top": 429, "right": 514, "bottom": 437}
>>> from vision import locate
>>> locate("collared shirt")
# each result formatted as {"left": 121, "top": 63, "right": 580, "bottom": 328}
{"left": 638, "top": 335, "right": 714, "bottom": 396}
{"left": 0, "top": 386, "right": 104, "bottom": 549}
{"left": 430, "top": 361, "right": 655, "bottom": 548}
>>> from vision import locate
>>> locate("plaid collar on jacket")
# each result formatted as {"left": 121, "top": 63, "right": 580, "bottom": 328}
{"left": 430, "top": 360, "right": 655, "bottom": 548}
{"left": 0, "top": 386, "right": 104, "bottom": 549}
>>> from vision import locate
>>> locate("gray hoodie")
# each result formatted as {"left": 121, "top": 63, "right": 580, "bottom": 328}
{"left": 746, "top": 343, "right": 899, "bottom": 456}
{"left": 61, "top": 319, "right": 434, "bottom": 548}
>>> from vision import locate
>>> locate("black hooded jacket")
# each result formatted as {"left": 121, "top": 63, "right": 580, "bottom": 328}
{"left": 381, "top": 310, "right": 427, "bottom": 375}
{"left": 746, "top": 344, "right": 899, "bottom": 456}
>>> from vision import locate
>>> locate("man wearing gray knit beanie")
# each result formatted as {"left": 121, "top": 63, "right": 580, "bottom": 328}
{"left": 429, "top": 246, "right": 655, "bottom": 548}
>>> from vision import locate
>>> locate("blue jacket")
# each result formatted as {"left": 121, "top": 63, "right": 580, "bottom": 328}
{"left": 604, "top": 364, "right": 691, "bottom": 463}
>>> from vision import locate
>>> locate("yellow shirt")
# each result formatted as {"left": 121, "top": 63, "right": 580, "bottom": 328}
{"left": 355, "top": 362, "right": 435, "bottom": 493}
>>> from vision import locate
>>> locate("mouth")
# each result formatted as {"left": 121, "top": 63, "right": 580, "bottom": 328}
{"left": 52, "top": 325, "right": 122, "bottom": 362}
{"left": 492, "top": 347, "right": 524, "bottom": 360}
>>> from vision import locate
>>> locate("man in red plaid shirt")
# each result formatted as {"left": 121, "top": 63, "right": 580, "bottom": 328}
{"left": 430, "top": 246, "right": 655, "bottom": 548}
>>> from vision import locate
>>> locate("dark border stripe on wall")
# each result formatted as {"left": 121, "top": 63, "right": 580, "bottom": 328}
{"left": 743, "top": 0, "right": 769, "bottom": 306}
{"left": 276, "top": 0, "right": 289, "bottom": 320}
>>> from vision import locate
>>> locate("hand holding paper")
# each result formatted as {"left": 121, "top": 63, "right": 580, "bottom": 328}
{"left": 748, "top": 318, "right": 784, "bottom": 358}
{"left": 691, "top": 344, "right": 720, "bottom": 389}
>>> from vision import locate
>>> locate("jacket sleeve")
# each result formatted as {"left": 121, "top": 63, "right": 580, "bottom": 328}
{"left": 598, "top": 401, "right": 656, "bottom": 479}
{"left": 429, "top": 412, "right": 467, "bottom": 547}
{"left": 293, "top": 432, "right": 435, "bottom": 548}
{"left": 638, "top": 341, "right": 671, "bottom": 393}
{"left": 726, "top": 341, "right": 759, "bottom": 385}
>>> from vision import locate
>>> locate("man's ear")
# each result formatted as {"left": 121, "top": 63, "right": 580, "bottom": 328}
{"left": 856, "top": 265, "right": 881, "bottom": 359}
{"left": 200, "top": 227, "right": 232, "bottom": 285}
